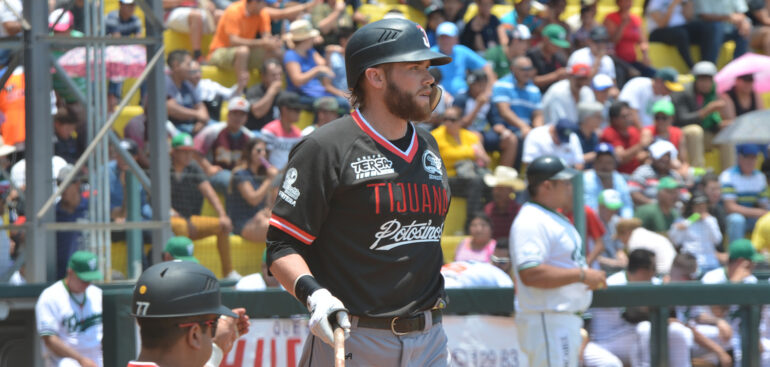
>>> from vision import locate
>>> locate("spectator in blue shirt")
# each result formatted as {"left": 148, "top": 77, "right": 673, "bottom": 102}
{"left": 105, "top": 0, "right": 142, "bottom": 37}
{"left": 720, "top": 144, "right": 770, "bottom": 243}
{"left": 431, "top": 21, "right": 496, "bottom": 97}
{"left": 55, "top": 165, "right": 89, "bottom": 279}
{"left": 165, "top": 50, "right": 209, "bottom": 135}
{"left": 583, "top": 143, "right": 634, "bottom": 219}
{"left": 490, "top": 55, "right": 543, "bottom": 168}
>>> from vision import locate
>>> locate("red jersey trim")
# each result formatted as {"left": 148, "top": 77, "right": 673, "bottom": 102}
{"left": 127, "top": 362, "right": 159, "bottom": 367}
{"left": 269, "top": 215, "right": 315, "bottom": 245}
{"left": 351, "top": 109, "right": 418, "bottom": 163}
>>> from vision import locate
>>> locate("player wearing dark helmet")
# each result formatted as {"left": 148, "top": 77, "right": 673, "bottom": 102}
{"left": 266, "top": 18, "right": 453, "bottom": 366}
{"left": 127, "top": 261, "right": 250, "bottom": 367}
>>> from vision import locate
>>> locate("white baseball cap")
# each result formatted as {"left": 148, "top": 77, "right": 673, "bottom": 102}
{"left": 228, "top": 96, "right": 250, "bottom": 113}
{"left": 649, "top": 139, "right": 678, "bottom": 161}
{"left": 513, "top": 24, "right": 531, "bottom": 40}
{"left": 592, "top": 74, "right": 614, "bottom": 91}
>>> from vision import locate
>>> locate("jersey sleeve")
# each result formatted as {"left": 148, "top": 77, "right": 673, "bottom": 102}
{"left": 35, "top": 290, "right": 59, "bottom": 336}
{"left": 268, "top": 136, "right": 338, "bottom": 246}
{"left": 512, "top": 218, "right": 549, "bottom": 270}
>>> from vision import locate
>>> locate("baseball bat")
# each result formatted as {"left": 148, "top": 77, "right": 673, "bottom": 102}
{"left": 334, "top": 327, "right": 345, "bottom": 367}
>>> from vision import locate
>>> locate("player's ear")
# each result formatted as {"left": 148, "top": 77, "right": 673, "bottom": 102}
{"left": 363, "top": 68, "right": 385, "bottom": 89}
{"left": 186, "top": 323, "right": 204, "bottom": 349}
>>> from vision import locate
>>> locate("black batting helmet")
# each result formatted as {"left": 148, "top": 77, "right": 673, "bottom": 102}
{"left": 526, "top": 155, "right": 579, "bottom": 188}
{"left": 131, "top": 260, "right": 237, "bottom": 318}
{"left": 345, "top": 18, "right": 452, "bottom": 90}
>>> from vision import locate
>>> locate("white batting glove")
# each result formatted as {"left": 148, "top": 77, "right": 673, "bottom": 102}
{"left": 307, "top": 288, "right": 351, "bottom": 346}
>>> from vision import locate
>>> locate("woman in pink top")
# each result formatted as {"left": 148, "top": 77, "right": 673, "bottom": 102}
{"left": 454, "top": 213, "right": 497, "bottom": 263}
{"left": 604, "top": 0, "right": 655, "bottom": 78}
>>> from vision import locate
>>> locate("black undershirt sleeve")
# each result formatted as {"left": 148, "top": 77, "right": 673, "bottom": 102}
{"left": 265, "top": 226, "right": 307, "bottom": 275}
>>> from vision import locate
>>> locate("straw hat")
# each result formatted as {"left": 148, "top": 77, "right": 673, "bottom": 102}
{"left": 483, "top": 166, "right": 525, "bottom": 191}
{"left": 285, "top": 19, "right": 320, "bottom": 43}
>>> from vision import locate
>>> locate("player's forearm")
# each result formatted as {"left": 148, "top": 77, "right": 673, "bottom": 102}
{"left": 42, "top": 335, "right": 89, "bottom": 364}
{"left": 518, "top": 264, "right": 582, "bottom": 289}
{"left": 269, "top": 253, "right": 313, "bottom": 298}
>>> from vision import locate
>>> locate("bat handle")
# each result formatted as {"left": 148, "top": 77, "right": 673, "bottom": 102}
{"left": 334, "top": 327, "right": 346, "bottom": 367}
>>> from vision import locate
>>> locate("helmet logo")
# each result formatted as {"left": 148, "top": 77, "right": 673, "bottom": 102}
{"left": 417, "top": 25, "right": 430, "bottom": 48}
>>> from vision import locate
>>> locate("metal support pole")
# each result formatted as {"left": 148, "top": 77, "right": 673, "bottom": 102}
{"left": 24, "top": 0, "right": 53, "bottom": 284}
{"left": 740, "top": 305, "right": 761, "bottom": 367}
{"left": 125, "top": 171, "right": 142, "bottom": 279}
{"left": 649, "top": 306, "right": 669, "bottom": 367}
{"left": 571, "top": 172, "right": 586, "bottom": 255}
{"left": 146, "top": 0, "right": 171, "bottom": 265}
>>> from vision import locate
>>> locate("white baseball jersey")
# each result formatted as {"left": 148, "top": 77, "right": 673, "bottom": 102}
{"left": 35, "top": 280, "right": 103, "bottom": 367}
{"left": 440, "top": 261, "right": 514, "bottom": 289}
{"left": 511, "top": 202, "right": 591, "bottom": 313}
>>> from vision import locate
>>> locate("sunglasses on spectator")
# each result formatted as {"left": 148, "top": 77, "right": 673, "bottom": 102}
{"left": 654, "top": 114, "right": 670, "bottom": 121}
{"left": 516, "top": 66, "right": 534, "bottom": 71}
{"left": 444, "top": 116, "right": 460, "bottom": 122}
{"left": 178, "top": 316, "right": 219, "bottom": 337}
{"left": 490, "top": 255, "right": 511, "bottom": 264}
{"left": 188, "top": 69, "right": 202, "bottom": 75}
{"left": 738, "top": 74, "right": 754, "bottom": 82}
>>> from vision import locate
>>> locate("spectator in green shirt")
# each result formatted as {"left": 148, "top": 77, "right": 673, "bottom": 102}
{"left": 485, "top": 24, "right": 531, "bottom": 78}
{"left": 634, "top": 176, "right": 682, "bottom": 234}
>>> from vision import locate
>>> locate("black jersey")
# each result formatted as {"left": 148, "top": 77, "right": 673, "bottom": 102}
{"left": 268, "top": 109, "right": 451, "bottom": 318}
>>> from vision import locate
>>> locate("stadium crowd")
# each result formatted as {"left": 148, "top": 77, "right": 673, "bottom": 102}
{"left": 0, "top": 0, "right": 770, "bottom": 365}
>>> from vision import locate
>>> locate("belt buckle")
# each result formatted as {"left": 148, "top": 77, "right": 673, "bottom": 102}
{"left": 390, "top": 316, "right": 408, "bottom": 336}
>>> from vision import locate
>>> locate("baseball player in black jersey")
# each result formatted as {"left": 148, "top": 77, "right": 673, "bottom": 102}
{"left": 266, "top": 18, "right": 453, "bottom": 367}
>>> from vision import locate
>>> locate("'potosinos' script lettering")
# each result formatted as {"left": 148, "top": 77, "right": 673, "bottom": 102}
{"left": 370, "top": 219, "right": 444, "bottom": 251}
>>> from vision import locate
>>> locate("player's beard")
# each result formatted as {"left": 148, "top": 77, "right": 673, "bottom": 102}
{"left": 384, "top": 75, "right": 432, "bottom": 122}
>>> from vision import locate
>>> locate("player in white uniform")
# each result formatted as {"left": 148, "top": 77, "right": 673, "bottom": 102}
{"left": 35, "top": 251, "right": 103, "bottom": 367}
{"left": 511, "top": 155, "right": 606, "bottom": 367}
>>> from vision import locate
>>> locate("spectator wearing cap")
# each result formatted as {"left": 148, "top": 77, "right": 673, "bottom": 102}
{"left": 568, "top": 26, "right": 616, "bottom": 82}
{"left": 490, "top": 55, "right": 543, "bottom": 167}
{"left": 55, "top": 165, "right": 88, "bottom": 279}
{"left": 645, "top": 99, "right": 704, "bottom": 169}
{"left": 202, "top": 97, "right": 253, "bottom": 194}
{"left": 603, "top": 0, "right": 654, "bottom": 78}
{"left": 695, "top": 0, "right": 750, "bottom": 63}
{"left": 720, "top": 144, "right": 770, "bottom": 244}
{"left": 245, "top": 59, "right": 285, "bottom": 132}
{"left": 483, "top": 166, "right": 525, "bottom": 240}
{"left": 260, "top": 92, "right": 304, "bottom": 170}
{"left": 485, "top": 24, "right": 531, "bottom": 78}
{"left": 106, "top": 0, "right": 141, "bottom": 37}
{"left": 634, "top": 176, "right": 683, "bottom": 234}
{"left": 669, "top": 191, "right": 725, "bottom": 273}
{"left": 645, "top": 0, "right": 712, "bottom": 69}
{"left": 592, "top": 74, "right": 616, "bottom": 123}
{"left": 227, "top": 138, "right": 278, "bottom": 244}
{"left": 166, "top": 50, "right": 209, "bottom": 136}
{"left": 522, "top": 118, "right": 585, "bottom": 169}
{"left": 526, "top": 23, "right": 570, "bottom": 93}
{"left": 166, "top": 132, "right": 236, "bottom": 279}
{"left": 302, "top": 97, "right": 341, "bottom": 136}
{"left": 283, "top": 19, "right": 347, "bottom": 107}
{"left": 459, "top": 0, "right": 501, "bottom": 53}
{"left": 576, "top": 100, "right": 605, "bottom": 167}
{"left": 53, "top": 111, "right": 82, "bottom": 164}
{"left": 163, "top": 236, "right": 199, "bottom": 262}
{"left": 541, "top": 63, "right": 597, "bottom": 124}
{"left": 672, "top": 61, "right": 733, "bottom": 170}
{"left": 629, "top": 140, "right": 686, "bottom": 206}
{"left": 601, "top": 101, "right": 652, "bottom": 174}
{"left": 584, "top": 143, "right": 634, "bottom": 219}
{"left": 433, "top": 21, "right": 497, "bottom": 97}
{"left": 595, "top": 189, "right": 629, "bottom": 273}
{"left": 618, "top": 67, "right": 683, "bottom": 128}
{"left": 35, "top": 250, "right": 103, "bottom": 367}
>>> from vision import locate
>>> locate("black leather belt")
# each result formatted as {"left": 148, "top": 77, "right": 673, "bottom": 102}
{"left": 355, "top": 309, "right": 442, "bottom": 336}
